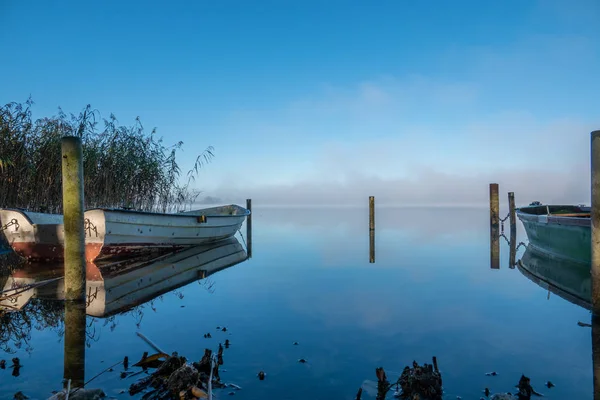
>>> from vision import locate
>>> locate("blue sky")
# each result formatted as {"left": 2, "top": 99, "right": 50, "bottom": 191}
{"left": 1, "top": 0, "right": 599, "bottom": 206}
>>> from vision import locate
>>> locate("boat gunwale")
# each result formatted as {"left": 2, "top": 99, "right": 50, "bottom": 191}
{"left": 87, "top": 204, "right": 251, "bottom": 219}
{"left": 516, "top": 207, "right": 591, "bottom": 228}
{"left": 0, "top": 207, "right": 53, "bottom": 226}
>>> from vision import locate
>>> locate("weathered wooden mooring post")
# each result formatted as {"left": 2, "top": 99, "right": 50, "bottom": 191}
{"left": 369, "top": 196, "right": 375, "bottom": 231}
{"left": 369, "top": 196, "right": 375, "bottom": 263}
{"left": 61, "top": 136, "right": 87, "bottom": 389}
{"left": 489, "top": 184, "right": 500, "bottom": 269}
{"left": 591, "top": 130, "right": 600, "bottom": 399}
{"left": 592, "top": 130, "right": 600, "bottom": 317}
{"left": 246, "top": 199, "right": 252, "bottom": 259}
{"left": 508, "top": 192, "right": 517, "bottom": 268}
{"left": 61, "top": 136, "right": 86, "bottom": 301}
{"left": 490, "top": 183, "right": 499, "bottom": 229}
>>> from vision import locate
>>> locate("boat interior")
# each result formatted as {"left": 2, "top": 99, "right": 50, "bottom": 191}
{"left": 518, "top": 204, "right": 590, "bottom": 218}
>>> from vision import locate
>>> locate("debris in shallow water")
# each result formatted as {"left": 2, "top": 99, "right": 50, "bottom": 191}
{"left": 355, "top": 387, "right": 362, "bottom": 399}
{"left": 190, "top": 386, "right": 208, "bottom": 398}
{"left": 514, "top": 374, "right": 543, "bottom": 399}
{"left": 167, "top": 364, "right": 199, "bottom": 394}
{"left": 13, "top": 391, "right": 28, "bottom": 400}
{"left": 132, "top": 352, "right": 169, "bottom": 369}
{"left": 490, "top": 394, "right": 516, "bottom": 400}
{"left": 47, "top": 388, "right": 106, "bottom": 400}
{"left": 11, "top": 358, "right": 21, "bottom": 377}
{"left": 577, "top": 321, "right": 592, "bottom": 327}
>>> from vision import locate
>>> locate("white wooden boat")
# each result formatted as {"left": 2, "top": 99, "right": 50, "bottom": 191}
{"left": 0, "top": 208, "right": 64, "bottom": 261}
{"left": 0, "top": 237, "right": 247, "bottom": 317}
{"left": 0, "top": 204, "right": 250, "bottom": 262}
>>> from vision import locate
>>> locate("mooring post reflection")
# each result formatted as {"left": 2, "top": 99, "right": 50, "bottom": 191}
{"left": 592, "top": 316, "right": 600, "bottom": 399}
{"left": 369, "top": 196, "right": 375, "bottom": 263}
{"left": 489, "top": 184, "right": 500, "bottom": 269}
{"left": 508, "top": 232, "right": 517, "bottom": 269}
{"left": 490, "top": 225, "right": 500, "bottom": 269}
{"left": 63, "top": 299, "right": 86, "bottom": 388}
{"left": 246, "top": 198, "right": 252, "bottom": 259}
{"left": 369, "top": 229, "right": 375, "bottom": 264}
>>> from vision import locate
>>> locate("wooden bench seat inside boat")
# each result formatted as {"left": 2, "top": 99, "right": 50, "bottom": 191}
{"left": 549, "top": 212, "right": 590, "bottom": 218}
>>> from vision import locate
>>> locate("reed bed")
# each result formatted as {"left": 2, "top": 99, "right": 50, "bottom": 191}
{"left": 0, "top": 98, "right": 214, "bottom": 213}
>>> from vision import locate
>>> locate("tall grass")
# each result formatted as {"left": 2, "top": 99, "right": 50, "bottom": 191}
{"left": 0, "top": 98, "right": 214, "bottom": 213}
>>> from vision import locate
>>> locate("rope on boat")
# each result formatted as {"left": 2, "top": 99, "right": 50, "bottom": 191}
{"left": 516, "top": 241, "right": 527, "bottom": 251}
{"left": 0, "top": 218, "right": 18, "bottom": 232}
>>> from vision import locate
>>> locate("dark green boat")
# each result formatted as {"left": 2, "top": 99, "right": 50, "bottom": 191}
{"left": 516, "top": 203, "right": 590, "bottom": 264}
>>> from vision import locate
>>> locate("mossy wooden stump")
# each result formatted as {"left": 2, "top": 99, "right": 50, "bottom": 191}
{"left": 397, "top": 360, "right": 443, "bottom": 400}
{"left": 371, "top": 357, "right": 443, "bottom": 400}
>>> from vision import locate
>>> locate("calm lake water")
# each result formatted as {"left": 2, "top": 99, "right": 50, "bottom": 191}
{"left": 0, "top": 206, "right": 595, "bottom": 399}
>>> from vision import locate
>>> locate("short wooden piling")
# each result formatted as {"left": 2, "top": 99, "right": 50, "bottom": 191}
{"left": 489, "top": 184, "right": 499, "bottom": 229}
{"left": 508, "top": 192, "right": 516, "bottom": 231}
{"left": 246, "top": 199, "right": 252, "bottom": 259}
{"left": 61, "top": 136, "right": 86, "bottom": 301}
{"left": 592, "top": 131, "right": 600, "bottom": 316}
{"left": 369, "top": 196, "right": 375, "bottom": 231}
{"left": 63, "top": 300, "right": 86, "bottom": 388}
{"left": 489, "top": 184, "right": 500, "bottom": 269}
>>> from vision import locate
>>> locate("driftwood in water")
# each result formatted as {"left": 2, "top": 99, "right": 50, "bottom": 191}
{"left": 127, "top": 346, "right": 230, "bottom": 399}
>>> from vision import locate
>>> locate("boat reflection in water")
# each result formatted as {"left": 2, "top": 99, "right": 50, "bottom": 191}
{"left": 1, "top": 236, "right": 248, "bottom": 317}
{"left": 516, "top": 244, "right": 591, "bottom": 310}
